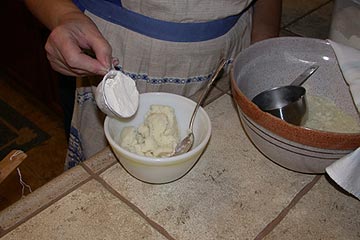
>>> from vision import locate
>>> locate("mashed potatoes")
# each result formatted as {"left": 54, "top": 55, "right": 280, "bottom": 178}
{"left": 119, "top": 105, "right": 180, "bottom": 157}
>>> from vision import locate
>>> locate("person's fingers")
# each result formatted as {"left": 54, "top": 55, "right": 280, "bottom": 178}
{"left": 47, "top": 45, "right": 109, "bottom": 76}
{"left": 68, "top": 19, "right": 113, "bottom": 71}
{"left": 87, "top": 33, "right": 113, "bottom": 70}
{"left": 61, "top": 45, "right": 108, "bottom": 75}
{"left": 45, "top": 28, "right": 108, "bottom": 76}
{"left": 46, "top": 42, "right": 100, "bottom": 77}
{"left": 47, "top": 52, "right": 93, "bottom": 76}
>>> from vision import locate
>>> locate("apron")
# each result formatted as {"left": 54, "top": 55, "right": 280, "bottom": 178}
{"left": 66, "top": 0, "right": 254, "bottom": 169}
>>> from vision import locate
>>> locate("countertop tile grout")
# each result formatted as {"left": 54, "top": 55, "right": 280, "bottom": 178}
{"left": 80, "top": 162, "right": 177, "bottom": 240}
{"left": 81, "top": 157, "right": 118, "bottom": 176}
{"left": 254, "top": 175, "right": 322, "bottom": 240}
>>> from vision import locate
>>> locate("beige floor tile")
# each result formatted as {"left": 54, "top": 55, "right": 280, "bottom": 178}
{"left": 264, "top": 176, "right": 360, "bottom": 240}
{"left": 280, "top": 29, "right": 301, "bottom": 37}
{"left": 99, "top": 95, "right": 315, "bottom": 240}
{"left": 285, "top": 2, "right": 334, "bottom": 39}
{"left": 282, "top": 0, "right": 331, "bottom": 26}
{"left": 1, "top": 180, "right": 167, "bottom": 240}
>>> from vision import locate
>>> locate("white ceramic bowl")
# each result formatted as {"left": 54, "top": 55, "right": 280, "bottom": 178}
{"left": 104, "top": 92, "right": 212, "bottom": 184}
{"left": 231, "top": 37, "right": 360, "bottom": 174}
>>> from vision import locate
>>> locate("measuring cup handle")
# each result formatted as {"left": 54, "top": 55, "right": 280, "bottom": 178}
{"left": 290, "top": 64, "right": 319, "bottom": 86}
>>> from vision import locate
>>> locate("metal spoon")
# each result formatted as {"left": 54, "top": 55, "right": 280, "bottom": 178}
{"left": 252, "top": 64, "right": 319, "bottom": 125}
{"left": 172, "top": 59, "right": 226, "bottom": 156}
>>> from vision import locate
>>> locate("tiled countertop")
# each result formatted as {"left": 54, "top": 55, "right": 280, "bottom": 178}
{"left": 0, "top": 94, "right": 359, "bottom": 240}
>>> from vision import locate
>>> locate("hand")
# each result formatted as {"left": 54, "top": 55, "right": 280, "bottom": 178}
{"left": 45, "top": 11, "right": 112, "bottom": 76}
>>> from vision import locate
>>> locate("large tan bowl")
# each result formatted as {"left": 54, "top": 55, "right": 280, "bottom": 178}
{"left": 231, "top": 37, "right": 360, "bottom": 174}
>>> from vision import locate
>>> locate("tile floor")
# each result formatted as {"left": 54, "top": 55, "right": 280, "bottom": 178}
{"left": 0, "top": 0, "right": 335, "bottom": 211}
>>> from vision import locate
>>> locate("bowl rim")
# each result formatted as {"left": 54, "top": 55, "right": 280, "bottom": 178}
{"left": 230, "top": 37, "right": 360, "bottom": 150}
{"left": 104, "top": 92, "right": 212, "bottom": 165}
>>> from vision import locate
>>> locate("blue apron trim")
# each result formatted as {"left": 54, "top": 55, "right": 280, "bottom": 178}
{"left": 66, "top": 126, "right": 85, "bottom": 169}
{"left": 115, "top": 59, "right": 233, "bottom": 84}
{"left": 73, "top": 0, "right": 253, "bottom": 42}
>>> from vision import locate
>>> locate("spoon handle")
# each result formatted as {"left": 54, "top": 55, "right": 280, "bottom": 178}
{"left": 290, "top": 64, "right": 319, "bottom": 86}
{"left": 188, "top": 59, "right": 226, "bottom": 130}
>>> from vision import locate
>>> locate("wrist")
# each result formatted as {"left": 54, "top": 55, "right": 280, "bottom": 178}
{"left": 24, "top": 0, "right": 84, "bottom": 30}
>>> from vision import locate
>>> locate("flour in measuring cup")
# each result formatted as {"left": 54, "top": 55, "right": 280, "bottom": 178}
{"left": 104, "top": 71, "right": 139, "bottom": 118}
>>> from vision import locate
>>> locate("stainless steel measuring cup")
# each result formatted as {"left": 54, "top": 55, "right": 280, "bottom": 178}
{"left": 252, "top": 64, "right": 319, "bottom": 125}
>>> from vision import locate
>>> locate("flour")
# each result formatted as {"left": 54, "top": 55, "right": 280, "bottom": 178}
{"left": 100, "top": 70, "right": 139, "bottom": 118}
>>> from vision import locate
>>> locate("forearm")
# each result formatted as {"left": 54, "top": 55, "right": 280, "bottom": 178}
{"left": 24, "top": 0, "right": 82, "bottom": 30}
{"left": 251, "top": 0, "right": 282, "bottom": 44}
